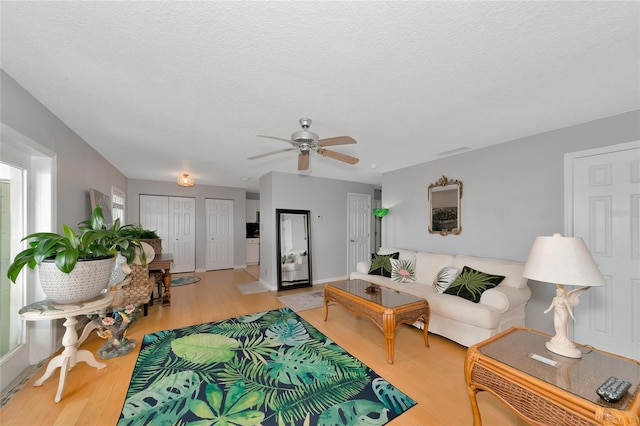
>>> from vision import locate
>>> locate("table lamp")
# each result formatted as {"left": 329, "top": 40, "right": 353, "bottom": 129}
{"left": 522, "top": 233, "right": 605, "bottom": 358}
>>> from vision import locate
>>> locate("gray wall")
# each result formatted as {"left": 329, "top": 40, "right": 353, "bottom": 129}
{"left": 1, "top": 70, "right": 127, "bottom": 228}
{"left": 127, "top": 179, "right": 247, "bottom": 271}
{"left": 260, "top": 172, "right": 375, "bottom": 289}
{"left": 1, "top": 69, "right": 129, "bottom": 354}
{"left": 381, "top": 109, "right": 640, "bottom": 334}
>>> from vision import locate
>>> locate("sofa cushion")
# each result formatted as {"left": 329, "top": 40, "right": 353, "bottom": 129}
{"left": 414, "top": 252, "right": 456, "bottom": 284}
{"left": 378, "top": 247, "right": 417, "bottom": 261}
{"left": 453, "top": 255, "right": 525, "bottom": 288}
{"left": 433, "top": 266, "right": 459, "bottom": 293}
{"left": 444, "top": 266, "right": 505, "bottom": 303}
{"left": 368, "top": 252, "right": 399, "bottom": 277}
{"left": 391, "top": 257, "right": 416, "bottom": 283}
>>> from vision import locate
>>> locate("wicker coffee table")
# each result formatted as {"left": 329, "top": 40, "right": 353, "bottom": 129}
{"left": 465, "top": 327, "right": 640, "bottom": 425}
{"left": 324, "top": 279, "right": 430, "bottom": 364}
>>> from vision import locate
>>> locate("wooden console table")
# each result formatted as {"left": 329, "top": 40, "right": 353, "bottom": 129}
{"left": 19, "top": 293, "right": 113, "bottom": 403}
{"left": 465, "top": 327, "right": 640, "bottom": 425}
{"left": 148, "top": 253, "right": 173, "bottom": 306}
{"left": 324, "top": 279, "right": 430, "bottom": 364}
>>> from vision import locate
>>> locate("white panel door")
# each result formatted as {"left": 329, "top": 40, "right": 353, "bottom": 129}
{"left": 139, "top": 195, "right": 169, "bottom": 253}
{"left": 168, "top": 197, "right": 196, "bottom": 273}
{"left": 205, "top": 199, "right": 234, "bottom": 270}
{"left": 568, "top": 142, "right": 640, "bottom": 359}
{"left": 347, "top": 193, "right": 371, "bottom": 274}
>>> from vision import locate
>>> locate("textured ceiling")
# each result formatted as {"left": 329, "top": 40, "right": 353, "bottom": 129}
{"left": 1, "top": 1, "right": 639, "bottom": 192}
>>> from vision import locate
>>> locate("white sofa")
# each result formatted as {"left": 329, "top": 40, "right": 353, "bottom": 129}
{"left": 349, "top": 248, "right": 531, "bottom": 347}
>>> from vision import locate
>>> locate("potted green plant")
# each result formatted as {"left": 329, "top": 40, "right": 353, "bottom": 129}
{"left": 7, "top": 206, "right": 146, "bottom": 304}
{"left": 120, "top": 225, "right": 162, "bottom": 255}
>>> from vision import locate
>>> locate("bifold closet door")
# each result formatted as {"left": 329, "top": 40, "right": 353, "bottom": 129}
{"left": 168, "top": 197, "right": 196, "bottom": 272}
{"left": 140, "top": 195, "right": 196, "bottom": 273}
{"left": 140, "top": 195, "right": 169, "bottom": 253}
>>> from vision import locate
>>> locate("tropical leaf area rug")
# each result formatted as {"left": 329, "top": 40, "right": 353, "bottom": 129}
{"left": 119, "top": 308, "right": 416, "bottom": 425}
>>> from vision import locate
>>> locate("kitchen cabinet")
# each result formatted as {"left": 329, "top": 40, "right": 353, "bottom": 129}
{"left": 246, "top": 238, "right": 259, "bottom": 265}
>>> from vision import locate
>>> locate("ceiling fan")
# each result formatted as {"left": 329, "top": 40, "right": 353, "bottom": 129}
{"left": 248, "top": 118, "right": 359, "bottom": 171}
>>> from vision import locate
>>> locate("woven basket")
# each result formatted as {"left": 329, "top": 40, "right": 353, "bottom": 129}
{"left": 118, "top": 264, "right": 154, "bottom": 308}
{"left": 141, "top": 239, "right": 162, "bottom": 255}
{"left": 38, "top": 257, "right": 113, "bottom": 304}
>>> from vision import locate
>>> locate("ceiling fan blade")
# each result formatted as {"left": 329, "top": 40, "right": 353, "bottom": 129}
{"left": 257, "top": 135, "right": 295, "bottom": 145}
{"left": 298, "top": 152, "right": 310, "bottom": 170}
{"left": 317, "top": 136, "right": 356, "bottom": 147}
{"left": 318, "top": 148, "right": 359, "bottom": 165}
{"left": 247, "top": 148, "right": 293, "bottom": 160}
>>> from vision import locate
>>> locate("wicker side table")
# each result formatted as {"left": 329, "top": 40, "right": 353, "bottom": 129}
{"left": 464, "top": 327, "right": 640, "bottom": 426}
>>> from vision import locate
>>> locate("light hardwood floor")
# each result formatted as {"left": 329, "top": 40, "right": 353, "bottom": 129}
{"left": 0, "top": 269, "right": 526, "bottom": 425}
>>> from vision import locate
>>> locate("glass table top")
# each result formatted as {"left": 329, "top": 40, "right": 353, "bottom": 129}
{"left": 327, "top": 279, "right": 425, "bottom": 308}
{"left": 478, "top": 328, "right": 640, "bottom": 409}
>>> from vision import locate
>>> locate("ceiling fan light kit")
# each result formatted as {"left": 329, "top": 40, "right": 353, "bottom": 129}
{"left": 249, "top": 118, "right": 359, "bottom": 171}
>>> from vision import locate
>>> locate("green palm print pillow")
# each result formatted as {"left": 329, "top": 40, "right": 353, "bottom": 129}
{"left": 444, "top": 266, "right": 505, "bottom": 303}
{"left": 368, "top": 252, "right": 399, "bottom": 278}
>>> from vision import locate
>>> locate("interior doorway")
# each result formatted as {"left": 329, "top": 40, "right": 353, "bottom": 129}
{"left": 566, "top": 140, "right": 640, "bottom": 360}
{"left": 205, "top": 198, "right": 234, "bottom": 270}
{"left": 347, "top": 193, "right": 371, "bottom": 274}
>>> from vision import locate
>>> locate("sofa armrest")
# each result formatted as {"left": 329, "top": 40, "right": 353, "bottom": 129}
{"left": 356, "top": 260, "right": 371, "bottom": 274}
{"left": 480, "top": 285, "right": 532, "bottom": 313}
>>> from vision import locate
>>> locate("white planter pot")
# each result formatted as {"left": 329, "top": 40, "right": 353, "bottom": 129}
{"left": 38, "top": 257, "right": 114, "bottom": 304}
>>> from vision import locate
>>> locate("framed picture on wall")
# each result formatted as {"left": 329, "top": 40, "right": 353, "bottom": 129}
{"left": 89, "top": 188, "right": 113, "bottom": 226}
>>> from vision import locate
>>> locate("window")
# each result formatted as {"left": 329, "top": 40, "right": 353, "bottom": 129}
{"left": 112, "top": 186, "right": 125, "bottom": 223}
{"left": 1, "top": 123, "right": 55, "bottom": 391}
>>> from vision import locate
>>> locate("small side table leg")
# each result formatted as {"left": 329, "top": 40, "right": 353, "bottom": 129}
{"left": 34, "top": 315, "right": 106, "bottom": 403}
{"left": 55, "top": 357, "right": 71, "bottom": 403}
{"left": 34, "top": 356, "right": 64, "bottom": 387}
{"left": 34, "top": 315, "right": 80, "bottom": 387}
{"left": 76, "top": 350, "right": 106, "bottom": 370}
{"left": 162, "top": 270, "right": 172, "bottom": 306}
{"left": 468, "top": 387, "right": 483, "bottom": 426}
{"left": 78, "top": 320, "right": 101, "bottom": 346}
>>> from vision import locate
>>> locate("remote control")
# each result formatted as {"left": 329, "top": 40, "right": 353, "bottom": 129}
{"left": 596, "top": 376, "right": 632, "bottom": 403}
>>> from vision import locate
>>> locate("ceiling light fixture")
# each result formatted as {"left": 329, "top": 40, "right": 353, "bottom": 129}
{"left": 177, "top": 173, "right": 195, "bottom": 187}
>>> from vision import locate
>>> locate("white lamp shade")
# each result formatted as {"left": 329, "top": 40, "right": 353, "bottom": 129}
{"left": 522, "top": 233, "right": 605, "bottom": 287}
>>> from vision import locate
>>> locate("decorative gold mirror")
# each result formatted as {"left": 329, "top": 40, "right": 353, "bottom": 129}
{"left": 428, "top": 175, "right": 462, "bottom": 235}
